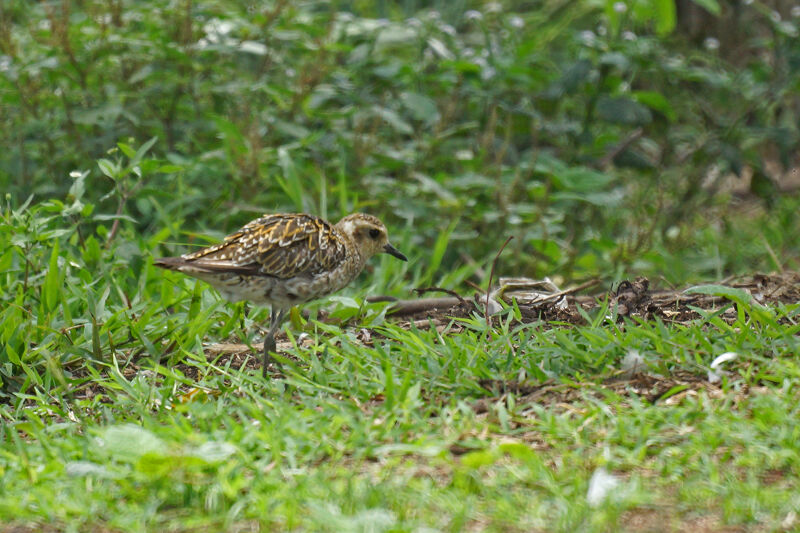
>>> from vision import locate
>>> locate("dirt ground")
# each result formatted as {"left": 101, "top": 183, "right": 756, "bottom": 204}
{"left": 386, "top": 270, "right": 800, "bottom": 327}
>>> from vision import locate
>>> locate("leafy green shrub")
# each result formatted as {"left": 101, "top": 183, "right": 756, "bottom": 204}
{"left": 1, "top": 0, "right": 798, "bottom": 284}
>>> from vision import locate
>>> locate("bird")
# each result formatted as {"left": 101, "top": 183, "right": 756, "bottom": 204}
{"left": 154, "top": 212, "right": 407, "bottom": 376}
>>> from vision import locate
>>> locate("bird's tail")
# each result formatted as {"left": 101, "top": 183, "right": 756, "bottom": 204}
{"left": 153, "top": 256, "right": 187, "bottom": 271}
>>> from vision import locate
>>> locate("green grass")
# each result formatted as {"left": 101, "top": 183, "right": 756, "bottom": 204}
{"left": 3, "top": 0, "right": 800, "bottom": 530}
{"left": 2, "top": 232, "right": 799, "bottom": 531}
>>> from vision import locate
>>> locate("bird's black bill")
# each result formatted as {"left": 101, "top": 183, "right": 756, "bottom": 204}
{"left": 383, "top": 243, "right": 408, "bottom": 261}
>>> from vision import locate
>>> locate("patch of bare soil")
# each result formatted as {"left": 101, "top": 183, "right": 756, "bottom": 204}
{"left": 473, "top": 371, "right": 721, "bottom": 412}
{"left": 470, "top": 370, "right": 769, "bottom": 418}
{"left": 619, "top": 507, "right": 759, "bottom": 533}
{"left": 383, "top": 271, "right": 800, "bottom": 327}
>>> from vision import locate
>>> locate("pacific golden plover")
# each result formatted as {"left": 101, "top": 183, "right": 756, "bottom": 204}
{"left": 155, "top": 213, "right": 407, "bottom": 375}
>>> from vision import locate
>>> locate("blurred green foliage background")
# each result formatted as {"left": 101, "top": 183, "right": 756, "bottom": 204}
{"left": 2, "top": 0, "right": 799, "bottom": 285}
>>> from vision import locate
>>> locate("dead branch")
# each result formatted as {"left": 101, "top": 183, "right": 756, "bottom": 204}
{"left": 383, "top": 297, "right": 470, "bottom": 317}
{"left": 414, "top": 286, "right": 467, "bottom": 306}
{"left": 516, "top": 278, "right": 602, "bottom": 306}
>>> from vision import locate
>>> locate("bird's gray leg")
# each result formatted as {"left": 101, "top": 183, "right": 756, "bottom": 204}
{"left": 262, "top": 308, "right": 288, "bottom": 376}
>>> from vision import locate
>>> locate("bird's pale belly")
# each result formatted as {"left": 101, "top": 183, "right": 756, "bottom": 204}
{"left": 192, "top": 270, "right": 353, "bottom": 308}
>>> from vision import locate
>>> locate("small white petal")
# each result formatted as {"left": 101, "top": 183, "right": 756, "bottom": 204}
{"left": 708, "top": 351, "right": 738, "bottom": 383}
{"left": 621, "top": 350, "right": 645, "bottom": 376}
{"left": 587, "top": 468, "right": 621, "bottom": 507}
{"left": 440, "top": 23, "right": 456, "bottom": 36}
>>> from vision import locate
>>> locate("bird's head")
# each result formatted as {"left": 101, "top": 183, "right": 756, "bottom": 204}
{"left": 336, "top": 213, "right": 407, "bottom": 262}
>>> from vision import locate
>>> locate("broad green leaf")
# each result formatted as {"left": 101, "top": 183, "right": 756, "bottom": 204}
{"left": 654, "top": 0, "right": 676, "bottom": 35}
{"left": 375, "top": 25, "right": 417, "bottom": 47}
{"left": 65, "top": 461, "right": 120, "bottom": 479}
{"left": 684, "top": 284, "right": 764, "bottom": 308}
{"left": 657, "top": 384, "right": 689, "bottom": 401}
{"left": 6, "top": 342, "right": 21, "bottom": 365}
{"left": 43, "top": 239, "right": 60, "bottom": 312}
{"left": 239, "top": 40, "right": 268, "bottom": 55}
{"left": 0, "top": 248, "right": 13, "bottom": 273}
{"left": 98, "top": 424, "right": 165, "bottom": 460}
{"left": 632, "top": 91, "right": 676, "bottom": 121}
{"left": 188, "top": 441, "right": 238, "bottom": 463}
{"left": 600, "top": 52, "right": 630, "bottom": 71}
{"left": 116, "top": 142, "right": 136, "bottom": 159}
{"left": 273, "top": 119, "right": 310, "bottom": 140}
{"left": 559, "top": 167, "right": 615, "bottom": 191}
{"left": 400, "top": 92, "right": 440, "bottom": 125}
{"left": 92, "top": 214, "right": 137, "bottom": 222}
{"left": 499, "top": 442, "right": 539, "bottom": 463}
{"left": 97, "top": 159, "right": 117, "bottom": 179}
{"left": 596, "top": 96, "right": 652, "bottom": 125}
{"left": 328, "top": 296, "right": 360, "bottom": 309}
{"left": 461, "top": 448, "right": 499, "bottom": 469}
{"left": 373, "top": 106, "right": 413, "bottom": 135}
{"left": 427, "top": 37, "right": 454, "bottom": 60}
{"left": 560, "top": 59, "right": 592, "bottom": 93}
{"left": 133, "top": 137, "right": 158, "bottom": 165}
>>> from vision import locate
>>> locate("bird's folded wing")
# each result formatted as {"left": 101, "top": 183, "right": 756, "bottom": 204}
{"left": 180, "top": 214, "right": 347, "bottom": 279}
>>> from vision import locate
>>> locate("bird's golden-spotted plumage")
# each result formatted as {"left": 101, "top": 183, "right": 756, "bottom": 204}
{"left": 179, "top": 213, "right": 347, "bottom": 280}
{"left": 154, "top": 212, "right": 407, "bottom": 375}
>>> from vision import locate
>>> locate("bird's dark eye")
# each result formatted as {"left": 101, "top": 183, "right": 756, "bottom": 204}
{"left": 368, "top": 228, "right": 381, "bottom": 239}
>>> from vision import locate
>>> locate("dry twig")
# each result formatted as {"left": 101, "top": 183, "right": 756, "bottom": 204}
{"left": 414, "top": 286, "right": 467, "bottom": 307}
{"left": 485, "top": 236, "right": 513, "bottom": 336}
